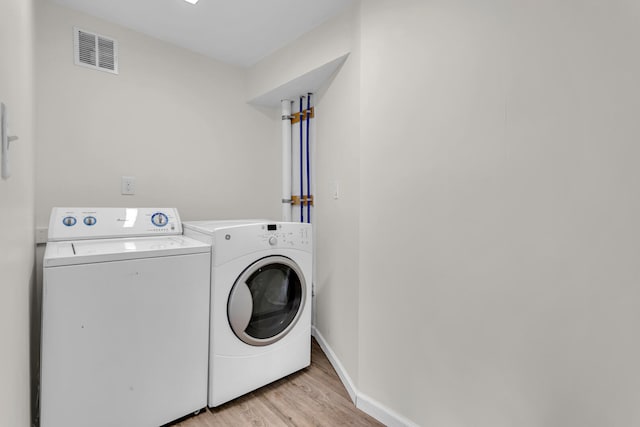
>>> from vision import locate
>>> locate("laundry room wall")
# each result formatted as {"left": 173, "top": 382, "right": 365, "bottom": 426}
{"left": 247, "top": 3, "right": 363, "bottom": 389}
{"left": 30, "top": 1, "right": 640, "bottom": 426}
{"left": 0, "top": 0, "right": 35, "bottom": 425}
{"left": 312, "top": 6, "right": 361, "bottom": 390}
{"left": 35, "top": 0, "right": 281, "bottom": 230}
{"left": 358, "top": 0, "right": 640, "bottom": 426}
{"left": 254, "top": 0, "right": 640, "bottom": 425}
{"left": 245, "top": 6, "right": 352, "bottom": 104}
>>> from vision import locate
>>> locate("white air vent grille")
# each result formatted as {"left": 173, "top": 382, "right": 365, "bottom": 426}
{"left": 74, "top": 27, "right": 118, "bottom": 74}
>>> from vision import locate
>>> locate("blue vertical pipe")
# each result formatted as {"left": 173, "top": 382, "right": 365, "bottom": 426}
{"left": 306, "top": 93, "right": 311, "bottom": 223}
{"left": 299, "top": 97, "right": 304, "bottom": 223}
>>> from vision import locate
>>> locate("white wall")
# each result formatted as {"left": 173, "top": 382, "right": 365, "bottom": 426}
{"left": 35, "top": 0, "right": 281, "bottom": 228}
{"left": 313, "top": 6, "right": 361, "bottom": 385}
{"left": 253, "top": 1, "right": 640, "bottom": 425}
{"left": 359, "top": 0, "right": 640, "bottom": 425}
{"left": 248, "top": 3, "right": 362, "bottom": 384}
{"left": 0, "top": 0, "right": 35, "bottom": 425}
{"left": 28, "top": 0, "right": 640, "bottom": 425}
{"left": 245, "top": 8, "right": 352, "bottom": 103}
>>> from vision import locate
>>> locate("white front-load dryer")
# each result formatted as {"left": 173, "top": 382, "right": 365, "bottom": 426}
{"left": 183, "top": 220, "right": 312, "bottom": 407}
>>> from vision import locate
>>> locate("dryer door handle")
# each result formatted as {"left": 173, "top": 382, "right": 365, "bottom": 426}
{"left": 228, "top": 281, "right": 253, "bottom": 336}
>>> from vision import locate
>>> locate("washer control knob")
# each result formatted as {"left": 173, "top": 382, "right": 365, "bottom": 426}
{"left": 62, "top": 216, "right": 76, "bottom": 227}
{"left": 268, "top": 236, "right": 277, "bottom": 246}
{"left": 151, "top": 212, "right": 168, "bottom": 227}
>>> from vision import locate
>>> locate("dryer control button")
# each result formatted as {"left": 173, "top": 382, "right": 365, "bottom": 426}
{"left": 268, "top": 236, "right": 277, "bottom": 246}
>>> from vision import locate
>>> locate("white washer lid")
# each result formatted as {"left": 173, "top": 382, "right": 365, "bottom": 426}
{"left": 44, "top": 236, "right": 210, "bottom": 267}
{"left": 182, "top": 219, "right": 270, "bottom": 235}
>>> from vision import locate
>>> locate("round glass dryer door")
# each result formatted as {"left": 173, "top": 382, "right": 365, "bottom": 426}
{"left": 228, "top": 256, "right": 306, "bottom": 346}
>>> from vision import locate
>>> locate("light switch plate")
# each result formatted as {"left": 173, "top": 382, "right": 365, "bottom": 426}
{"left": 331, "top": 181, "right": 339, "bottom": 199}
{"left": 121, "top": 176, "right": 136, "bottom": 195}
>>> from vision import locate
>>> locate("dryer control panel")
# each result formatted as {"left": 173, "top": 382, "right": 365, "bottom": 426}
{"left": 48, "top": 207, "right": 183, "bottom": 241}
{"left": 257, "top": 223, "right": 311, "bottom": 248}
{"left": 196, "top": 222, "right": 312, "bottom": 266}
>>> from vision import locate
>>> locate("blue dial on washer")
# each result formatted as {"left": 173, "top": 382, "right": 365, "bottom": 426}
{"left": 62, "top": 216, "right": 77, "bottom": 227}
{"left": 83, "top": 216, "right": 97, "bottom": 226}
{"left": 151, "top": 212, "right": 168, "bottom": 227}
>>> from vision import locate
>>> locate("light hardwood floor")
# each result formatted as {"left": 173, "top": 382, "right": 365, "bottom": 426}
{"left": 169, "top": 339, "right": 383, "bottom": 427}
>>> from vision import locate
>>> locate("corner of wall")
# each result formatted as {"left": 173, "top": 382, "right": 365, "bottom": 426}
{"left": 311, "top": 326, "right": 420, "bottom": 427}
{"left": 0, "top": 0, "right": 36, "bottom": 425}
{"left": 311, "top": 326, "right": 357, "bottom": 402}
{"left": 245, "top": 2, "right": 357, "bottom": 103}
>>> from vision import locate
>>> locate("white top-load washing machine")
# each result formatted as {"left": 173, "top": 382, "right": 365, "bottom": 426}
{"left": 41, "top": 208, "right": 211, "bottom": 427}
{"left": 183, "top": 220, "right": 312, "bottom": 407}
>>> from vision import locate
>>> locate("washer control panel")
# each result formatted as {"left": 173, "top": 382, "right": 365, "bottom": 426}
{"left": 48, "top": 207, "right": 183, "bottom": 241}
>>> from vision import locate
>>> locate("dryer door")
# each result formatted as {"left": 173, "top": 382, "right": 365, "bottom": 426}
{"left": 228, "top": 255, "right": 306, "bottom": 346}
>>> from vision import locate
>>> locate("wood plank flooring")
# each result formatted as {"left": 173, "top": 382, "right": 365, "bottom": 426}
{"left": 170, "top": 339, "right": 383, "bottom": 427}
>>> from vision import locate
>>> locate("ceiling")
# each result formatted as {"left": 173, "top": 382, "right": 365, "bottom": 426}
{"left": 49, "top": 0, "right": 353, "bottom": 67}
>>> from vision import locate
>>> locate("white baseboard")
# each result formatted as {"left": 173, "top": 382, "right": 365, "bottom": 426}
{"left": 356, "top": 393, "right": 420, "bottom": 427}
{"left": 311, "top": 326, "right": 419, "bottom": 427}
{"left": 311, "top": 326, "right": 357, "bottom": 403}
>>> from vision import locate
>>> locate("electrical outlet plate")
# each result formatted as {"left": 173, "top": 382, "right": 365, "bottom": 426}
{"left": 35, "top": 227, "right": 49, "bottom": 244}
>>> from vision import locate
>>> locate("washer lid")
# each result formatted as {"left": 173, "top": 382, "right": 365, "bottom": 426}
{"left": 44, "top": 236, "right": 210, "bottom": 267}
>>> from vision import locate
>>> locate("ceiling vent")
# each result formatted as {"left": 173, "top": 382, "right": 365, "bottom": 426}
{"left": 73, "top": 27, "right": 118, "bottom": 74}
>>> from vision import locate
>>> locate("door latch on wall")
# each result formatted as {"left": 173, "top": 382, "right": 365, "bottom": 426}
{"left": 1, "top": 102, "right": 20, "bottom": 179}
